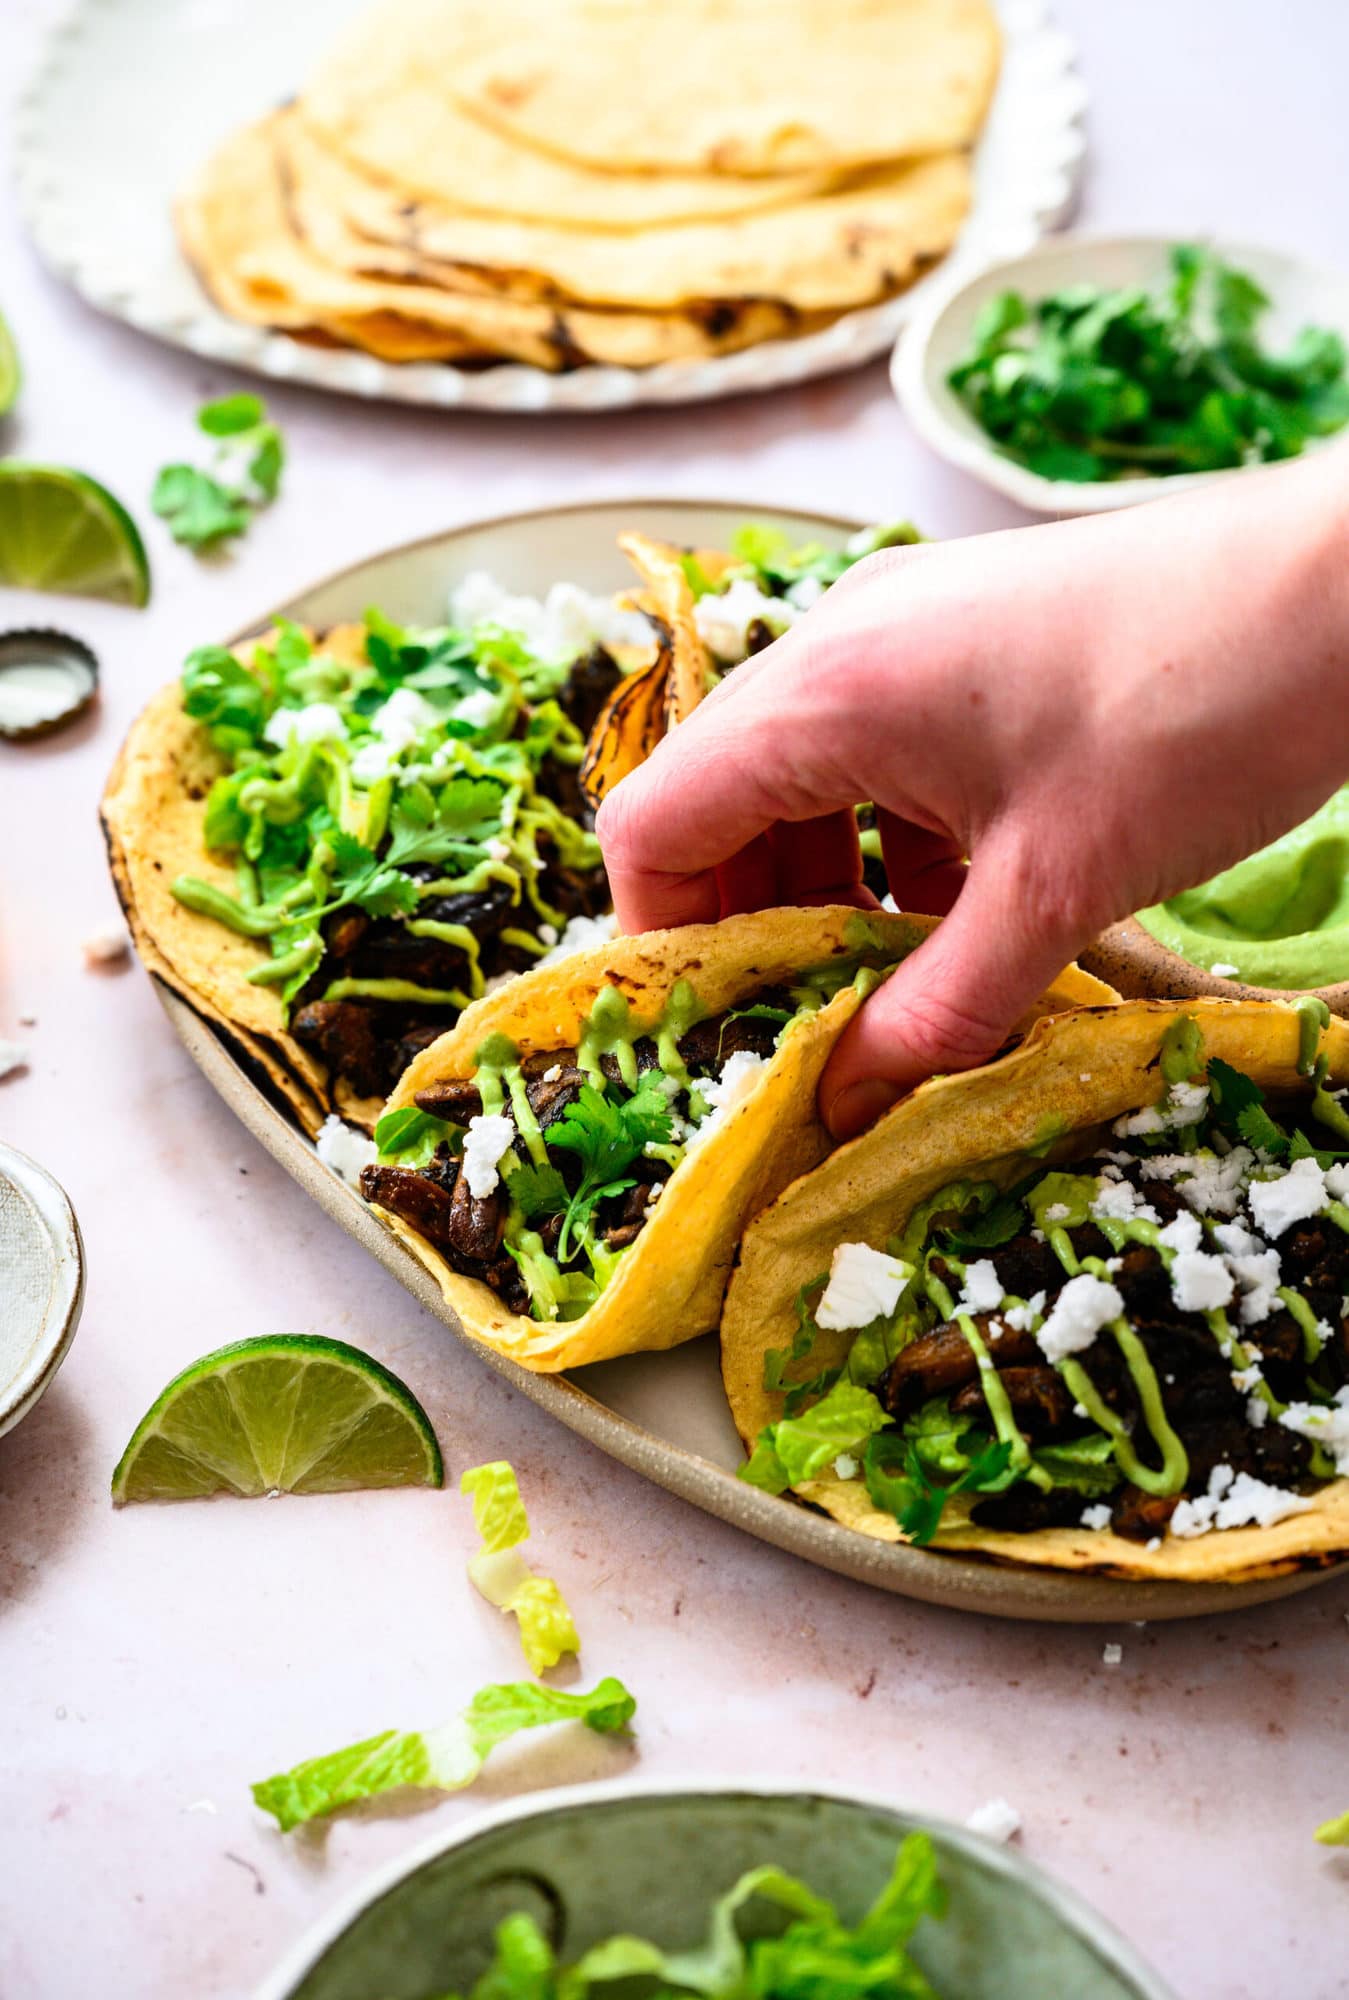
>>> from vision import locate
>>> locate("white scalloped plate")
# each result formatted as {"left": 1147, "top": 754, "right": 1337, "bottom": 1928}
{"left": 15, "top": 0, "right": 1085, "bottom": 413}
{"left": 117, "top": 495, "right": 1345, "bottom": 1621}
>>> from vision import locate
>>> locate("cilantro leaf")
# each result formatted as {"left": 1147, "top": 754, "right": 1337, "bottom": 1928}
{"left": 1208, "top": 1056, "right": 1290, "bottom": 1155}
{"left": 154, "top": 395, "right": 285, "bottom": 554}
{"left": 549, "top": 1075, "right": 673, "bottom": 1189}
{"left": 181, "top": 645, "right": 267, "bottom": 744}
{"left": 152, "top": 465, "right": 250, "bottom": 549}
{"left": 863, "top": 1430, "right": 1013, "bottom": 1546}
{"left": 386, "top": 776, "right": 510, "bottom": 867}
{"left": 509, "top": 1161, "right": 569, "bottom": 1221}
{"left": 198, "top": 393, "right": 266, "bottom": 437}
{"left": 375, "top": 1106, "right": 455, "bottom": 1167}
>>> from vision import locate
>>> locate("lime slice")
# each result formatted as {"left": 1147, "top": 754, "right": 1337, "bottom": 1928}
{"left": 0, "top": 463, "right": 150, "bottom": 607}
{"left": 0, "top": 312, "right": 19, "bottom": 416}
{"left": 111, "top": 1334, "right": 443, "bottom": 1504}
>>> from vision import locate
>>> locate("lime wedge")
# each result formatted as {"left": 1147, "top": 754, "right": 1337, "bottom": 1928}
{"left": 0, "top": 312, "right": 19, "bottom": 416}
{"left": 0, "top": 463, "right": 150, "bottom": 607}
{"left": 111, "top": 1334, "right": 443, "bottom": 1504}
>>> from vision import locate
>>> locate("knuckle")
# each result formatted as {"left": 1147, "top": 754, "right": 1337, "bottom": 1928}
{"left": 892, "top": 985, "right": 1009, "bottom": 1071}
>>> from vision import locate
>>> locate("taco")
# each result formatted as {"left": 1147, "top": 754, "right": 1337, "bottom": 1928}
{"left": 580, "top": 520, "right": 922, "bottom": 808}
{"left": 102, "top": 573, "right": 654, "bottom": 1134}
{"left": 358, "top": 905, "right": 1113, "bottom": 1373}
{"left": 723, "top": 998, "right": 1349, "bottom": 1582}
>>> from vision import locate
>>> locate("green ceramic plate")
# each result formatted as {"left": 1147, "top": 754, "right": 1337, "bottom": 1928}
{"left": 254, "top": 1781, "right": 1176, "bottom": 2000}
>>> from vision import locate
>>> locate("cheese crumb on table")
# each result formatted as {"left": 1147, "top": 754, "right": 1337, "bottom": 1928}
{"left": 965, "top": 1798, "right": 1022, "bottom": 1843}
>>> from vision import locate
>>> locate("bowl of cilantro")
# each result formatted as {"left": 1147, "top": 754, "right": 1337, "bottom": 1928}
{"left": 255, "top": 1778, "right": 1176, "bottom": 2000}
{"left": 891, "top": 236, "right": 1349, "bottom": 513}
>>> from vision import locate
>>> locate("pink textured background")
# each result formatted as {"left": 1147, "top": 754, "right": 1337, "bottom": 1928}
{"left": 3, "top": 3, "right": 1349, "bottom": 1994}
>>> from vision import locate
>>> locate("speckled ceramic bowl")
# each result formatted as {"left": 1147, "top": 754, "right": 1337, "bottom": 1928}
{"left": 254, "top": 1781, "right": 1176, "bottom": 2000}
{"left": 1080, "top": 917, "right": 1349, "bottom": 1017}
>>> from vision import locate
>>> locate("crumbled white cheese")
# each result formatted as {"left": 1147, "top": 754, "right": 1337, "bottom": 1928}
{"left": 1102, "top": 1643, "right": 1123, "bottom": 1668}
{"left": 1035, "top": 1275, "right": 1124, "bottom": 1364}
{"left": 1043, "top": 1201, "right": 1071, "bottom": 1224}
{"left": 693, "top": 577, "right": 799, "bottom": 662}
{"left": 1278, "top": 1387, "right": 1349, "bottom": 1475}
{"left": 683, "top": 1050, "right": 768, "bottom": 1154}
{"left": 1115, "top": 1079, "right": 1209, "bottom": 1138}
{"left": 1092, "top": 1178, "right": 1159, "bottom": 1225}
{"left": 536, "top": 912, "right": 619, "bottom": 968}
{"left": 1080, "top": 1503, "right": 1113, "bottom": 1531}
{"left": 1158, "top": 1211, "right": 1202, "bottom": 1255}
{"left": 453, "top": 687, "right": 501, "bottom": 729}
{"left": 375, "top": 686, "right": 440, "bottom": 753}
{"left": 1247, "top": 1396, "right": 1269, "bottom": 1429}
{"left": 82, "top": 925, "right": 130, "bottom": 967}
{"left": 815, "top": 1240, "right": 913, "bottom": 1332}
{"left": 1210, "top": 962, "right": 1241, "bottom": 978}
{"left": 1140, "top": 1146, "right": 1254, "bottom": 1217}
{"left": 1170, "top": 1249, "right": 1235, "bottom": 1314}
{"left": 957, "top": 1258, "right": 1004, "bottom": 1315}
{"left": 1003, "top": 1290, "right": 1046, "bottom": 1333}
{"left": 1169, "top": 1462, "right": 1313, "bottom": 1537}
{"left": 541, "top": 1063, "right": 563, "bottom": 1084}
{"left": 450, "top": 572, "right": 650, "bottom": 662}
{"left": 1211, "top": 1218, "right": 1283, "bottom": 1324}
{"left": 461, "top": 1113, "right": 516, "bottom": 1200}
{"left": 643, "top": 1182, "right": 666, "bottom": 1217}
{"left": 483, "top": 972, "right": 516, "bottom": 996}
{"left": 1247, "top": 1156, "right": 1328, "bottom": 1238}
{"left": 1325, "top": 1162, "right": 1349, "bottom": 1204}
{"left": 0, "top": 1039, "right": 30, "bottom": 1080}
{"left": 536, "top": 922, "right": 559, "bottom": 946}
{"left": 263, "top": 701, "right": 347, "bottom": 750}
{"left": 832, "top": 1452, "right": 859, "bottom": 1481}
{"left": 1231, "top": 1363, "right": 1264, "bottom": 1392}
{"left": 784, "top": 574, "right": 826, "bottom": 612}
{"left": 964, "top": 1799, "right": 1021, "bottom": 1844}
{"left": 315, "top": 1114, "right": 377, "bottom": 1188}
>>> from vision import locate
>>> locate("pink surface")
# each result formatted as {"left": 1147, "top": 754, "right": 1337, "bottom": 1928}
{"left": 4, "top": 4, "right": 1349, "bottom": 1995}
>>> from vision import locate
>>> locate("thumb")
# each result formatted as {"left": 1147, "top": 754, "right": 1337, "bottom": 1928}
{"left": 819, "top": 834, "right": 1093, "bottom": 1140}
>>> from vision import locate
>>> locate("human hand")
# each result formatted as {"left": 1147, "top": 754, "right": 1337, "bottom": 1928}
{"left": 597, "top": 447, "right": 1349, "bottom": 1138}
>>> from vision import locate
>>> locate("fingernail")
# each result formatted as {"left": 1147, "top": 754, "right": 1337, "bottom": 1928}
{"left": 825, "top": 1079, "right": 902, "bottom": 1141}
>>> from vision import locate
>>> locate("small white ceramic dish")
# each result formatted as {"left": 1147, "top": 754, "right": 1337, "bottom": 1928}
{"left": 891, "top": 233, "right": 1349, "bottom": 513}
{"left": 14, "top": 0, "right": 1085, "bottom": 413}
{"left": 0, "top": 1140, "right": 85, "bottom": 1437}
{"left": 253, "top": 1779, "right": 1178, "bottom": 2000}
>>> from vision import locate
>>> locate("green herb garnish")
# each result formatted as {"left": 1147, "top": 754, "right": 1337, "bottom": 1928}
{"left": 152, "top": 393, "right": 285, "bottom": 549}
{"left": 947, "top": 246, "right": 1349, "bottom": 482}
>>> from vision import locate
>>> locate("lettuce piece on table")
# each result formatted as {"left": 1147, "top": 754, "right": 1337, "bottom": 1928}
{"left": 251, "top": 1677, "right": 635, "bottom": 1832}
{"left": 462, "top": 1460, "right": 581, "bottom": 1674}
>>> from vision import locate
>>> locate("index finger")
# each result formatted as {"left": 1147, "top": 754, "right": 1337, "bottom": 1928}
{"left": 596, "top": 674, "right": 855, "bottom": 931}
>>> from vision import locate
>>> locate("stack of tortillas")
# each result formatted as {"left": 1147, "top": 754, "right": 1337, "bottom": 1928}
{"left": 178, "top": 0, "right": 999, "bottom": 373}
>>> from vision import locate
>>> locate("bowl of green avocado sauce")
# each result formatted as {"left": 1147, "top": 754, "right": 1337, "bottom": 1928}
{"left": 1083, "top": 787, "right": 1349, "bottom": 1003}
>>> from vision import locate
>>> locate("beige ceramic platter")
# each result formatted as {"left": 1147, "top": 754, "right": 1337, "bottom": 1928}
{"left": 147, "top": 498, "right": 1341, "bottom": 1622}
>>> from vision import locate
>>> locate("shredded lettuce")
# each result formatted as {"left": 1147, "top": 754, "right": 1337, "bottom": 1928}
{"left": 251, "top": 1677, "right": 634, "bottom": 1832}
{"left": 739, "top": 1381, "right": 889, "bottom": 1494}
{"left": 435, "top": 1833, "right": 946, "bottom": 2000}
{"left": 462, "top": 1461, "right": 580, "bottom": 1674}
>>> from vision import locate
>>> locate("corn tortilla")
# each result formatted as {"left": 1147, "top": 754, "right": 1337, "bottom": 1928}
{"left": 277, "top": 112, "right": 971, "bottom": 317}
{"left": 429, "top": 0, "right": 1001, "bottom": 177}
{"left": 722, "top": 999, "right": 1349, "bottom": 1583}
{"left": 368, "top": 910, "right": 1112, "bottom": 1373}
{"left": 179, "top": 118, "right": 826, "bottom": 371}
